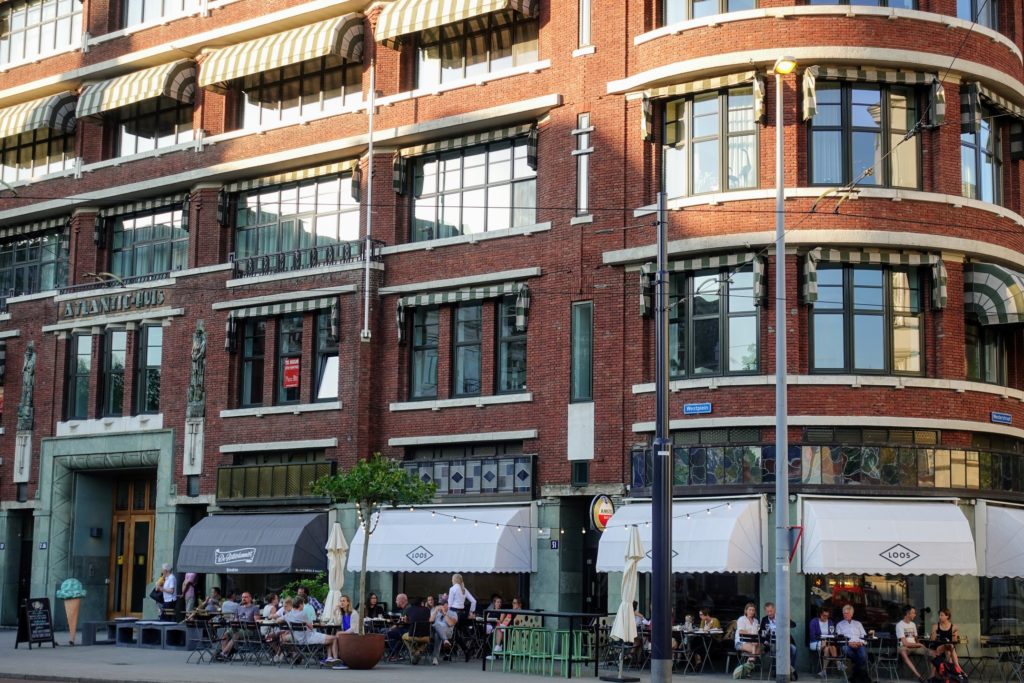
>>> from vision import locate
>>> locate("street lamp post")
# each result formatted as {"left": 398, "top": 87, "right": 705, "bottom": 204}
{"left": 772, "top": 55, "right": 797, "bottom": 683}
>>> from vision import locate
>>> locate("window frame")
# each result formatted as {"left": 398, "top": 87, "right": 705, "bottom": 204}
{"left": 809, "top": 264, "right": 925, "bottom": 375}
{"left": 806, "top": 0, "right": 915, "bottom": 6}
{"left": 0, "top": 0, "right": 83, "bottom": 67}
{"left": 956, "top": 0, "right": 997, "bottom": 29}
{"left": 134, "top": 324, "right": 162, "bottom": 414}
{"left": 410, "top": 306, "right": 440, "bottom": 400}
{"left": 120, "top": 0, "right": 201, "bottom": 29}
{"left": 0, "top": 230, "right": 68, "bottom": 296}
{"left": 668, "top": 266, "right": 760, "bottom": 379}
{"left": 239, "top": 318, "right": 266, "bottom": 407}
{"left": 496, "top": 296, "right": 527, "bottom": 394}
{"left": 663, "top": 86, "right": 759, "bottom": 198}
{"left": 662, "top": 0, "right": 758, "bottom": 25}
{"left": 108, "top": 206, "right": 188, "bottom": 279}
{"left": 236, "top": 57, "right": 362, "bottom": 129}
{"left": 960, "top": 104, "right": 1002, "bottom": 205}
{"left": 452, "top": 302, "right": 483, "bottom": 397}
{"left": 573, "top": 113, "right": 592, "bottom": 216}
{"left": 114, "top": 96, "right": 194, "bottom": 157}
{"left": 314, "top": 311, "right": 339, "bottom": 403}
{"left": 965, "top": 320, "right": 1009, "bottom": 386}
{"left": 578, "top": 0, "right": 591, "bottom": 46}
{"left": 0, "top": 126, "right": 77, "bottom": 184}
{"left": 66, "top": 332, "right": 92, "bottom": 420}
{"left": 570, "top": 301, "right": 594, "bottom": 402}
{"left": 808, "top": 81, "right": 922, "bottom": 189}
{"left": 275, "top": 314, "right": 303, "bottom": 405}
{"left": 101, "top": 328, "right": 128, "bottom": 417}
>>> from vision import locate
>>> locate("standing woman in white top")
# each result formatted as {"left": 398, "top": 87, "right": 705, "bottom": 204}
{"left": 735, "top": 602, "right": 762, "bottom": 664}
{"left": 447, "top": 573, "right": 477, "bottom": 622}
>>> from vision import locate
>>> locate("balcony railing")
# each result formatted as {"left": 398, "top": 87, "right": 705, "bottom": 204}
{"left": 403, "top": 455, "right": 535, "bottom": 498}
{"left": 59, "top": 271, "right": 171, "bottom": 295}
{"left": 216, "top": 461, "right": 335, "bottom": 504}
{"left": 230, "top": 239, "right": 386, "bottom": 279}
{"left": 630, "top": 445, "right": 1024, "bottom": 496}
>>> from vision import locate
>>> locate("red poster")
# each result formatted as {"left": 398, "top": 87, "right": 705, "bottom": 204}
{"left": 283, "top": 358, "right": 300, "bottom": 389}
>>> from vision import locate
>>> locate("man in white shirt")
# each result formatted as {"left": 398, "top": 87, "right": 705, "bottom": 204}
{"left": 895, "top": 606, "right": 933, "bottom": 682}
{"left": 835, "top": 605, "right": 869, "bottom": 679}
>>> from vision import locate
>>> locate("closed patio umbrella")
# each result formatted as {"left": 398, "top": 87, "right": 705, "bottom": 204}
{"left": 602, "top": 525, "right": 644, "bottom": 683}
{"left": 322, "top": 522, "right": 348, "bottom": 624}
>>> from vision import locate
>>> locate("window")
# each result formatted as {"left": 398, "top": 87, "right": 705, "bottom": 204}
{"left": 0, "top": 128, "right": 76, "bottom": 184}
{"left": 810, "top": 265, "right": 923, "bottom": 374}
{"left": 411, "top": 307, "right": 439, "bottom": 399}
{"left": 668, "top": 267, "right": 758, "bottom": 378}
{"left": 275, "top": 315, "right": 302, "bottom": 404}
{"left": 961, "top": 105, "right": 1001, "bottom": 205}
{"left": 109, "top": 207, "right": 188, "bottom": 278}
{"left": 497, "top": 297, "right": 527, "bottom": 392}
{"left": 965, "top": 321, "right": 1011, "bottom": 385}
{"left": 102, "top": 329, "right": 127, "bottom": 416}
{"left": 807, "top": 0, "right": 913, "bottom": 6}
{"left": 416, "top": 10, "right": 538, "bottom": 89}
{"left": 240, "top": 318, "right": 266, "bottom": 407}
{"left": 0, "top": 0, "right": 82, "bottom": 67}
{"left": 411, "top": 136, "right": 536, "bottom": 242}
{"left": 314, "top": 312, "right": 338, "bottom": 401}
{"left": 574, "top": 113, "right": 592, "bottom": 215}
{"left": 571, "top": 301, "right": 593, "bottom": 401}
{"left": 234, "top": 174, "right": 360, "bottom": 261}
{"left": 578, "top": 0, "right": 591, "bottom": 46}
{"left": 238, "top": 58, "right": 361, "bottom": 129}
{"left": 0, "top": 230, "right": 68, "bottom": 295}
{"left": 809, "top": 83, "right": 919, "bottom": 188}
{"left": 121, "top": 0, "right": 200, "bottom": 27}
{"left": 664, "top": 87, "right": 757, "bottom": 197}
{"left": 981, "top": 577, "right": 1024, "bottom": 637}
{"left": 957, "top": 0, "right": 997, "bottom": 29}
{"left": 452, "top": 303, "right": 482, "bottom": 396}
{"left": 135, "top": 324, "right": 162, "bottom": 414}
{"left": 663, "top": 0, "right": 755, "bottom": 25}
{"left": 66, "top": 333, "right": 91, "bottom": 420}
{"left": 115, "top": 97, "right": 194, "bottom": 156}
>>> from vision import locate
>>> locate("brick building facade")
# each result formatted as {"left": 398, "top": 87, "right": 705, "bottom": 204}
{"left": 0, "top": 0, "right": 1023, "bottom": 647}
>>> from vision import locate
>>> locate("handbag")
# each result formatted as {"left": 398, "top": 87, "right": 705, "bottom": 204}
{"left": 150, "top": 587, "right": 163, "bottom": 603}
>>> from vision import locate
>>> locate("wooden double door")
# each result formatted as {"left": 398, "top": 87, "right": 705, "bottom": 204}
{"left": 107, "top": 476, "right": 156, "bottom": 618}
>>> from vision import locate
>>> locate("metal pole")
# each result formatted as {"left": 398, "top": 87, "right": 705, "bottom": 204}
{"left": 360, "top": 56, "right": 376, "bottom": 342}
{"left": 774, "top": 69, "right": 792, "bottom": 683}
{"left": 650, "top": 191, "right": 672, "bottom": 683}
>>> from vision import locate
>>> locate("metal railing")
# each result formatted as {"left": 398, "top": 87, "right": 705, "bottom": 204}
{"left": 230, "top": 239, "right": 385, "bottom": 278}
{"left": 216, "top": 461, "right": 335, "bottom": 503}
{"left": 58, "top": 271, "right": 171, "bottom": 295}
{"left": 402, "top": 454, "right": 535, "bottom": 498}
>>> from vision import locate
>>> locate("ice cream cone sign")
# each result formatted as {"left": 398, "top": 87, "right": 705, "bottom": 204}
{"left": 56, "top": 578, "right": 86, "bottom": 646}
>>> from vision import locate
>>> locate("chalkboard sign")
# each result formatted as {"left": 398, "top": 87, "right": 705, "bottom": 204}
{"left": 15, "top": 597, "right": 56, "bottom": 649}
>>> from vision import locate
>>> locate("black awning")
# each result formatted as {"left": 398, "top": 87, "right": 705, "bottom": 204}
{"left": 177, "top": 512, "right": 327, "bottom": 574}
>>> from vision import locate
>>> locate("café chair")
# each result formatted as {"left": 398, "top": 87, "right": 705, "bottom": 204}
{"left": 871, "top": 634, "right": 899, "bottom": 683}
{"left": 402, "top": 621, "right": 432, "bottom": 664}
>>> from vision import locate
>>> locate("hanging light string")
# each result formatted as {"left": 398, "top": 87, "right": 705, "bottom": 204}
{"left": 388, "top": 500, "right": 736, "bottom": 536}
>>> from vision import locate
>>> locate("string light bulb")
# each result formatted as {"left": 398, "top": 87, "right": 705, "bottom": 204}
{"left": 474, "top": 520, "right": 479, "bottom": 527}
{"left": 517, "top": 526, "right": 522, "bottom": 532}
{"left": 431, "top": 511, "right": 436, "bottom": 518}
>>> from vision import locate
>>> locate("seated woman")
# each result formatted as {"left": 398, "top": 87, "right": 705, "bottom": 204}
{"left": 493, "top": 596, "right": 524, "bottom": 652}
{"left": 699, "top": 608, "right": 721, "bottom": 631}
{"left": 930, "top": 609, "right": 960, "bottom": 669}
{"left": 809, "top": 607, "right": 839, "bottom": 671}
{"left": 363, "top": 592, "right": 386, "bottom": 619}
{"left": 333, "top": 595, "right": 360, "bottom": 635}
{"left": 733, "top": 602, "right": 762, "bottom": 679}
{"left": 430, "top": 594, "right": 458, "bottom": 666}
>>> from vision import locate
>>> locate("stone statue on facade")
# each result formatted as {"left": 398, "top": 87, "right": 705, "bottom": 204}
{"left": 16, "top": 340, "right": 36, "bottom": 431}
{"left": 186, "top": 321, "right": 206, "bottom": 418}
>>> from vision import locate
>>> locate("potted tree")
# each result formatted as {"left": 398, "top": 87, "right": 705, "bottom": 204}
{"left": 313, "top": 454, "right": 434, "bottom": 669}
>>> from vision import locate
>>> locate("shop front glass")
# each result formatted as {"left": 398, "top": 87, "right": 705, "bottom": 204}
{"left": 397, "top": 572, "right": 527, "bottom": 611}
{"left": 637, "top": 573, "right": 759, "bottom": 624}
{"left": 806, "top": 574, "right": 927, "bottom": 633}
{"left": 981, "top": 577, "right": 1024, "bottom": 636}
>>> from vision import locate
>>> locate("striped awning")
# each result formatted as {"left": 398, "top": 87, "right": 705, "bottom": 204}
{"left": 0, "top": 91, "right": 77, "bottom": 140}
{"left": 394, "top": 123, "right": 536, "bottom": 192}
{"left": 961, "top": 83, "right": 981, "bottom": 135}
{"left": 802, "top": 248, "right": 947, "bottom": 310}
{"left": 76, "top": 60, "right": 196, "bottom": 119}
{"left": 801, "top": 65, "right": 939, "bottom": 121}
{"left": 199, "top": 13, "right": 365, "bottom": 90}
{"left": 224, "top": 160, "right": 359, "bottom": 194}
{"left": 0, "top": 215, "right": 69, "bottom": 241}
{"left": 639, "top": 252, "right": 766, "bottom": 317}
{"left": 396, "top": 282, "right": 530, "bottom": 342}
{"left": 641, "top": 71, "right": 764, "bottom": 142}
{"left": 98, "top": 193, "right": 189, "bottom": 218}
{"left": 975, "top": 84, "right": 1024, "bottom": 160}
{"left": 230, "top": 296, "right": 336, "bottom": 320}
{"left": 964, "top": 263, "right": 1024, "bottom": 326}
{"left": 375, "top": 0, "right": 536, "bottom": 48}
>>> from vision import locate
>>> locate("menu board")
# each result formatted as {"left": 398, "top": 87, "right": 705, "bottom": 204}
{"left": 15, "top": 597, "right": 55, "bottom": 649}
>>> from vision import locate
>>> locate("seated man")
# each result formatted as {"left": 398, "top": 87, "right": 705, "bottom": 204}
{"left": 895, "top": 606, "right": 933, "bottom": 683}
{"left": 220, "top": 591, "right": 239, "bottom": 617}
{"left": 835, "top": 605, "right": 869, "bottom": 681}
{"left": 386, "top": 593, "right": 411, "bottom": 658}
{"left": 760, "top": 601, "right": 798, "bottom": 681}
{"left": 218, "top": 591, "right": 259, "bottom": 660}
{"left": 202, "top": 587, "right": 223, "bottom": 612}
{"left": 296, "top": 586, "right": 323, "bottom": 620}
{"left": 402, "top": 596, "right": 433, "bottom": 664}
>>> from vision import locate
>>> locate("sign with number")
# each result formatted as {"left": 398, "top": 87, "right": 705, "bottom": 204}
{"left": 283, "top": 358, "right": 300, "bottom": 389}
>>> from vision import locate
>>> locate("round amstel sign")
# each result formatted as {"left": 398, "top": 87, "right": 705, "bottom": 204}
{"left": 590, "top": 495, "right": 615, "bottom": 531}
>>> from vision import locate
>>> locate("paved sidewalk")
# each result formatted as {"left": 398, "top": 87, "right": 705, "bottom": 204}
{"left": 0, "top": 629, "right": 678, "bottom": 683}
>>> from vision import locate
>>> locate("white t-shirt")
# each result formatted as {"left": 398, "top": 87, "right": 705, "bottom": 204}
{"left": 735, "top": 615, "right": 759, "bottom": 647}
{"left": 895, "top": 620, "right": 918, "bottom": 646}
{"left": 162, "top": 574, "right": 177, "bottom": 603}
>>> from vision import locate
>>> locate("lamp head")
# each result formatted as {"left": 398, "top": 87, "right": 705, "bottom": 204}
{"left": 773, "top": 57, "right": 798, "bottom": 75}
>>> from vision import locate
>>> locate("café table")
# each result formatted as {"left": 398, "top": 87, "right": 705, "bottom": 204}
{"left": 673, "top": 627, "right": 719, "bottom": 673}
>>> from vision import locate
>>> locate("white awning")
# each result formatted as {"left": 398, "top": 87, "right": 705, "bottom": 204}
{"left": 76, "top": 60, "right": 196, "bottom": 118}
{"left": 347, "top": 506, "right": 532, "bottom": 573}
{"left": 981, "top": 503, "right": 1024, "bottom": 578}
{"left": 801, "top": 499, "right": 976, "bottom": 575}
{"left": 375, "top": 0, "right": 536, "bottom": 47}
{"left": 595, "top": 499, "right": 764, "bottom": 574}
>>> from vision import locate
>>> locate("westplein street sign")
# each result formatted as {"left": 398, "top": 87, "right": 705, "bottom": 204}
{"left": 62, "top": 289, "right": 167, "bottom": 319}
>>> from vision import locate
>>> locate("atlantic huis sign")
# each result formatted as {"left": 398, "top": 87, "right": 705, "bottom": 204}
{"left": 62, "top": 289, "right": 167, "bottom": 318}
